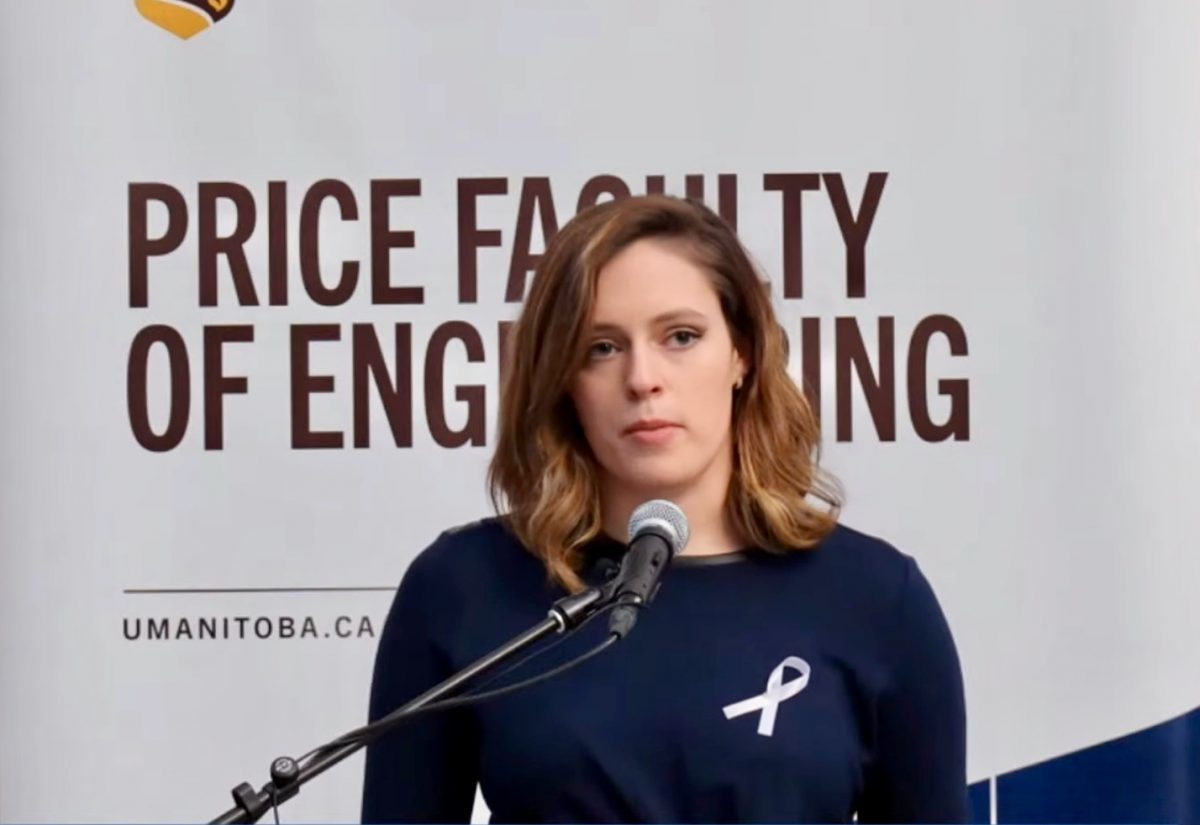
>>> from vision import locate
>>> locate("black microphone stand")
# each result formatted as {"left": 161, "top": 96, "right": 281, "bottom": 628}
{"left": 210, "top": 585, "right": 613, "bottom": 824}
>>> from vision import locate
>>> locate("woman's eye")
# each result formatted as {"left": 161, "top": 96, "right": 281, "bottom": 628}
{"left": 669, "top": 330, "right": 701, "bottom": 346}
{"left": 588, "top": 341, "right": 617, "bottom": 358}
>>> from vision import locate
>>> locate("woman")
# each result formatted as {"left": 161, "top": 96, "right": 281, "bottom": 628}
{"left": 361, "top": 195, "right": 968, "bottom": 823}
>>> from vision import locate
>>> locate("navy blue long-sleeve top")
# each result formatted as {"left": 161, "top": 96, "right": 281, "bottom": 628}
{"left": 361, "top": 517, "right": 968, "bottom": 823}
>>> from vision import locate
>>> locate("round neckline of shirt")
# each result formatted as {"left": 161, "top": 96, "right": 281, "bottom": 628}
{"left": 672, "top": 548, "right": 755, "bottom": 566}
{"left": 589, "top": 532, "right": 756, "bottom": 568}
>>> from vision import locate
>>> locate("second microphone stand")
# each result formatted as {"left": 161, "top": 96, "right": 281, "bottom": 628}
{"left": 210, "top": 583, "right": 617, "bottom": 824}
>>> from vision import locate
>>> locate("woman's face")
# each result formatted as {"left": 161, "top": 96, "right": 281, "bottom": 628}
{"left": 569, "top": 238, "right": 746, "bottom": 498}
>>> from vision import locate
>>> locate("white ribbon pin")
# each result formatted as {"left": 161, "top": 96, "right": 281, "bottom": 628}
{"left": 722, "top": 656, "right": 811, "bottom": 737}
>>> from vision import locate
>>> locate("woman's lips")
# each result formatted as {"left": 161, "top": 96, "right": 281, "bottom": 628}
{"left": 624, "top": 424, "right": 682, "bottom": 446}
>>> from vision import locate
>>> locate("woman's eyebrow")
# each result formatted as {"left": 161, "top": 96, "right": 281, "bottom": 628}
{"left": 589, "top": 309, "right": 708, "bottom": 334}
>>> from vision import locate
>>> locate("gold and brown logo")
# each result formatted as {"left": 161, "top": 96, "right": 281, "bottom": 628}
{"left": 135, "top": 0, "right": 236, "bottom": 40}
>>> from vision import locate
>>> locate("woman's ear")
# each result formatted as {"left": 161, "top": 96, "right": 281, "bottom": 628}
{"left": 733, "top": 351, "right": 749, "bottom": 391}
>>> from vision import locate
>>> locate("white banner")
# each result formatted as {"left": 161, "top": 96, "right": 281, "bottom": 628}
{"left": 1, "top": 2, "right": 1198, "bottom": 822}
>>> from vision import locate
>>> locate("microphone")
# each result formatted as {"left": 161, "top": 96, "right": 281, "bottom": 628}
{"left": 607, "top": 500, "right": 690, "bottom": 639}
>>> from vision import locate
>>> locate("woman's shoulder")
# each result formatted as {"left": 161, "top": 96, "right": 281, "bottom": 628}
{"left": 400, "top": 514, "right": 538, "bottom": 590}
{"left": 794, "top": 521, "right": 947, "bottom": 617}
{"left": 382, "top": 515, "right": 539, "bottom": 635}
{"left": 814, "top": 521, "right": 915, "bottom": 580}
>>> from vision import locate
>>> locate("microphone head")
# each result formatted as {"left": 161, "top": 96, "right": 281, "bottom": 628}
{"left": 628, "top": 500, "right": 690, "bottom": 558}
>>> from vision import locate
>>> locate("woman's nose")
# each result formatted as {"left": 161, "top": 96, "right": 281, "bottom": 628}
{"left": 625, "top": 343, "right": 663, "bottom": 398}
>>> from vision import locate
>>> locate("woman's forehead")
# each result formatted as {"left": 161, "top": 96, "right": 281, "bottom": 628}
{"left": 590, "top": 244, "right": 722, "bottom": 323}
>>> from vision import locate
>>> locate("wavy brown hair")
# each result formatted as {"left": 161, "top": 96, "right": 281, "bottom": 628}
{"left": 487, "top": 194, "right": 841, "bottom": 592}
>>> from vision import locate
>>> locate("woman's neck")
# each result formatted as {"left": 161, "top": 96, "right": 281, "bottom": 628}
{"left": 599, "top": 467, "right": 748, "bottom": 557}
